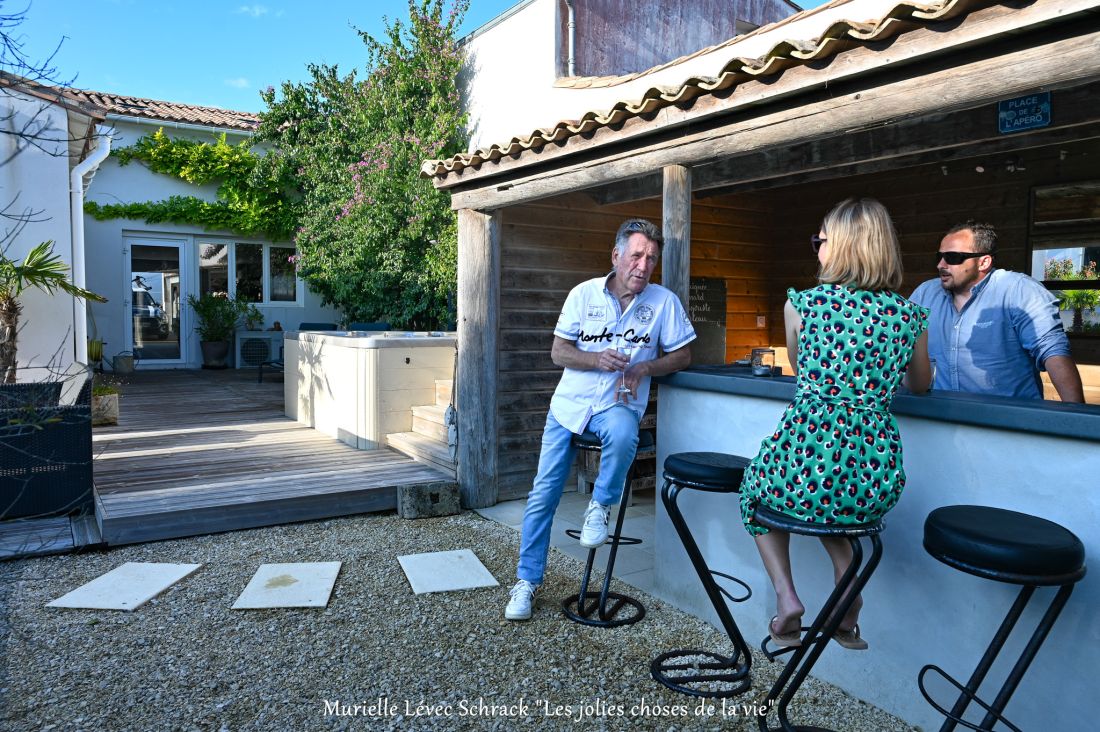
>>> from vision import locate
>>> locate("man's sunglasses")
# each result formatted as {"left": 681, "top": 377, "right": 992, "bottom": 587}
{"left": 811, "top": 235, "right": 827, "bottom": 254}
{"left": 936, "top": 251, "right": 988, "bottom": 267}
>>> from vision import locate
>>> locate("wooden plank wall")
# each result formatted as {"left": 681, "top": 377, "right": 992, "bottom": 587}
{"left": 496, "top": 192, "right": 774, "bottom": 497}
{"left": 719, "top": 138, "right": 1100, "bottom": 401}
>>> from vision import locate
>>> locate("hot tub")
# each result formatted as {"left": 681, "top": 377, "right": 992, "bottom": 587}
{"left": 285, "top": 331, "right": 456, "bottom": 450}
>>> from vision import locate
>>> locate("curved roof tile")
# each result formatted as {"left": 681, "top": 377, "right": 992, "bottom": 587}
{"left": 65, "top": 89, "right": 261, "bottom": 132}
{"left": 422, "top": 0, "right": 965, "bottom": 180}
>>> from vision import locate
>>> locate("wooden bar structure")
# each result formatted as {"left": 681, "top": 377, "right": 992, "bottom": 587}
{"left": 91, "top": 370, "right": 454, "bottom": 545}
{"left": 429, "top": 0, "right": 1100, "bottom": 507}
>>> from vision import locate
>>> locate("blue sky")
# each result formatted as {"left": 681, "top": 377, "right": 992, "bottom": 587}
{"left": 21, "top": 1, "right": 824, "bottom": 113}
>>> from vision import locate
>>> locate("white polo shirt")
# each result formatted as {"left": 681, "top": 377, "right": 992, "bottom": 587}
{"left": 549, "top": 273, "right": 696, "bottom": 433}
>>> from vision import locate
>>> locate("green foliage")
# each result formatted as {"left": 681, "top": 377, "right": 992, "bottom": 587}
{"left": 84, "top": 129, "right": 298, "bottom": 240}
{"left": 186, "top": 293, "right": 249, "bottom": 342}
{"left": 1045, "top": 257, "right": 1099, "bottom": 330}
{"left": 254, "top": 0, "right": 468, "bottom": 329}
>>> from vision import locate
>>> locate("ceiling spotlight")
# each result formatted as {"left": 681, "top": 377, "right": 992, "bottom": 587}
{"left": 975, "top": 165, "right": 985, "bottom": 173}
{"left": 941, "top": 165, "right": 948, "bottom": 176}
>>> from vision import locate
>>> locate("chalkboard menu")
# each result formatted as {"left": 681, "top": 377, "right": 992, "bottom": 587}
{"left": 688, "top": 277, "right": 727, "bottom": 365}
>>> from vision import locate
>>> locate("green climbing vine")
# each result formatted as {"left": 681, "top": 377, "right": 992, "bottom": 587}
{"left": 83, "top": 129, "right": 298, "bottom": 240}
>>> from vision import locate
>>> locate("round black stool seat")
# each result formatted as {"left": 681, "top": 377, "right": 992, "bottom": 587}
{"left": 572, "top": 428, "right": 655, "bottom": 452}
{"left": 662, "top": 452, "right": 749, "bottom": 491}
{"left": 755, "top": 505, "right": 884, "bottom": 538}
{"left": 924, "top": 505, "right": 1086, "bottom": 586}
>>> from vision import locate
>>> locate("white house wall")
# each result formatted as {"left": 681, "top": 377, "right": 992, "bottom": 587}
{"left": 0, "top": 88, "right": 78, "bottom": 371}
{"left": 83, "top": 118, "right": 339, "bottom": 370}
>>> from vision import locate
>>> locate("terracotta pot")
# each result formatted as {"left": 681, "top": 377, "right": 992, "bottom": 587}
{"left": 200, "top": 340, "right": 230, "bottom": 369}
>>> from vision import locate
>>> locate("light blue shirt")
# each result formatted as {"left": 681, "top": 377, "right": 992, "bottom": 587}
{"left": 910, "top": 269, "right": 1071, "bottom": 399}
{"left": 550, "top": 274, "right": 696, "bottom": 433}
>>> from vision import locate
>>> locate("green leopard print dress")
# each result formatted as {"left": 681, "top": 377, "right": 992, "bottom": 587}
{"left": 740, "top": 284, "right": 929, "bottom": 536}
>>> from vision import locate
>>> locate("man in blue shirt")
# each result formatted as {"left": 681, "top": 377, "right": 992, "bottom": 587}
{"left": 910, "top": 221, "right": 1083, "bottom": 402}
{"left": 504, "top": 218, "right": 696, "bottom": 621}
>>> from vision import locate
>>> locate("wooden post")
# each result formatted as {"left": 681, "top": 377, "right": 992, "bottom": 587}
{"left": 456, "top": 208, "right": 501, "bottom": 508}
{"left": 662, "top": 164, "right": 691, "bottom": 308}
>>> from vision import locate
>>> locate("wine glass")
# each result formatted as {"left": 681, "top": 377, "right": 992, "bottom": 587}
{"left": 617, "top": 338, "right": 635, "bottom": 396}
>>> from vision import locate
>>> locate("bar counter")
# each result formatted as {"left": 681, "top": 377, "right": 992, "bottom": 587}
{"left": 653, "top": 366, "right": 1098, "bottom": 730}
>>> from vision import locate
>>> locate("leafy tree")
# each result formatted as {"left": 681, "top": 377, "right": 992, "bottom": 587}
{"left": 1045, "top": 257, "right": 1099, "bottom": 332}
{"left": 255, "top": 0, "right": 468, "bottom": 329}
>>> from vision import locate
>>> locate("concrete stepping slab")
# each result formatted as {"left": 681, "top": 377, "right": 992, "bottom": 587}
{"left": 397, "top": 549, "right": 498, "bottom": 594}
{"left": 47, "top": 562, "right": 202, "bottom": 611}
{"left": 231, "top": 562, "right": 341, "bottom": 609}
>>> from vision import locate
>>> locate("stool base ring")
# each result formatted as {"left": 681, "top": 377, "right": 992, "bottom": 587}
{"left": 650, "top": 649, "right": 751, "bottom": 698}
{"left": 562, "top": 592, "right": 645, "bottom": 627}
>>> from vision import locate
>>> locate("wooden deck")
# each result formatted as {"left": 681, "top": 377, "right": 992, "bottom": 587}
{"left": 92, "top": 369, "right": 454, "bottom": 545}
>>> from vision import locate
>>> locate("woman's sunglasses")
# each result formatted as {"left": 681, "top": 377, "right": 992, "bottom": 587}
{"left": 936, "top": 251, "right": 987, "bottom": 267}
{"left": 811, "top": 235, "right": 827, "bottom": 254}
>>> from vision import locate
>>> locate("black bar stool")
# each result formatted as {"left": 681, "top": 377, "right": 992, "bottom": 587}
{"left": 651, "top": 452, "right": 755, "bottom": 698}
{"left": 561, "top": 428, "right": 654, "bottom": 627}
{"left": 918, "top": 505, "right": 1086, "bottom": 732}
{"left": 754, "top": 505, "right": 884, "bottom": 732}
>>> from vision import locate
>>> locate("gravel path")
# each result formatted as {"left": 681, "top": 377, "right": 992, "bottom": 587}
{"left": 0, "top": 511, "right": 917, "bottom": 731}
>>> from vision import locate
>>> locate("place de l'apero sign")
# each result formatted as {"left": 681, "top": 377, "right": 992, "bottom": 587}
{"left": 998, "top": 92, "right": 1052, "bottom": 134}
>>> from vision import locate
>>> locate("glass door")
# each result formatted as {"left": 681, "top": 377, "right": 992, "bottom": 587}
{"left": 129, "top": 241, "right": 183, "bottom": 362}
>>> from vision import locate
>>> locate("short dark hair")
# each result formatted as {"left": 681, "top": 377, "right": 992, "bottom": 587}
{"left": 614, "top": 218, "right": 663, "bottom": 255}
{"left": 945, "top": 220, "right": 997, "bottom": 255}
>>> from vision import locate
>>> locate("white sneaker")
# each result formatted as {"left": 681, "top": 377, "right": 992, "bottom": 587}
{"left": 505, "top": 580, "right": 538, "bottom": 621}
{"left": 579, "top": 499, "right": 612, "bottom": 548}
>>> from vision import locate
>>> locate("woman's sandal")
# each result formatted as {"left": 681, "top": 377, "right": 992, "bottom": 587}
{"left": 833, "top": 624, "right": 869, "bottom": 650}
{"left": 769, "top": 615, "right": 803, "bottom": 648}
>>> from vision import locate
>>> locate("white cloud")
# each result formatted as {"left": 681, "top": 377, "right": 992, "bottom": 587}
{"left": 236, "top": 4, "right": 269, "bottom": 18}
{"left": 224, "top": 77, "right": 250, "bottom": 89}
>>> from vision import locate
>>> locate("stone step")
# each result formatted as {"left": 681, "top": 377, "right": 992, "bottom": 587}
{"left": 386, "top": 432, "right": 456, "bottom": 478}
{"left": 411, "top": 404, "right": 448, "bottom": 441}
{"left": 435, "top": 379, "right": 452, "bottom": 408}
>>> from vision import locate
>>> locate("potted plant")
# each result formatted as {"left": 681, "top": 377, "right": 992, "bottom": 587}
{"left": 91, "top": 379, "right": 120, "bottom": 426}
{"left": 243, "top": 303, "right": 264, "bottom": 331}
{"left": 187, "top": 293, "right": 247, "bottom": 368}
{"left": 1046, "top": 258, "right": 1099, "bottom": 332}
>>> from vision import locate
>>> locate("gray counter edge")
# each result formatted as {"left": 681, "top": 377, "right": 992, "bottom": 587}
{"left": 657, "top": 369, "right": 1100, "bottom": 443}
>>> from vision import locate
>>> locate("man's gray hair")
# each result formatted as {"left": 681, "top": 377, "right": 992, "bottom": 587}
{"left": 614, "top": 218, "right": 663, "bottom": 255}
{"left": 945, "top": 220, "right": 997, "bottom": 255}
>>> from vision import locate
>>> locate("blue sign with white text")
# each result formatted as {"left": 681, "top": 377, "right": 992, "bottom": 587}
{"left": 998, "top": 93, "right": 1051, "bottom": 134}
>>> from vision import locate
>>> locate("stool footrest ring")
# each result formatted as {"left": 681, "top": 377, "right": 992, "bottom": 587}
{"left": 564, "top": 528, "right": 643, "bottom": 546}
{"left": 918, "top": 664, "right": 1023, "bottom": 732}
{"left": 650, "top": 649, "right": 751, "bottom": 698}
{"left": 711, "top": 569, "right": 752, "bottom": 604}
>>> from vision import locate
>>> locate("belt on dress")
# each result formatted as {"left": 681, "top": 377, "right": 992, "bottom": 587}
{"left": 799, "top": 390, "right": 889, "bottom": 414}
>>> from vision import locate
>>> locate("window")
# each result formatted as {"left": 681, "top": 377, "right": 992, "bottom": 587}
{"left": 198, "top": 240, "right": 300, "bottom": 304}
{"left": 1029, "top": 182, "right": 1100, "bottom": 333}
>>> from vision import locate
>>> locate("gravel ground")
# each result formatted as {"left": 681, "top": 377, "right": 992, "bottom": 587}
{"left": 0, "top": 511, "right": 918, "bottom": 731}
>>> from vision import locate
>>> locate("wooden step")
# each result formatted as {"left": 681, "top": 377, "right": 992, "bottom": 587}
{"left": 386, "top": 431, "right": 456, "bottom": 478}
{"left": 435, "top": 379, "right": 452, "bottom": 408}
{"left": 411, "top": 403, "right": 448, "bottom": 441}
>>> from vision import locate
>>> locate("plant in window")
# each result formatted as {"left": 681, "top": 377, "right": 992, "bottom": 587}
{"left": 1045, "top": 257, "right": 1099, "bottom": 332}
{"left": 243, "top": 303, "right": 264, "bottom": 331}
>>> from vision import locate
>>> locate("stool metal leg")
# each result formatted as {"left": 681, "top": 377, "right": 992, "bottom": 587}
{"left": 919, "top": 582, "right": 1075, "bottom": 732}
{"left": 562, "top": 472, "right": 645, "bottom": 627}
{"left": 760, "top": 533, "right": 883, "bottom": 732}
{"left": 651, "top": 478, "right": 753, "bottom": 697}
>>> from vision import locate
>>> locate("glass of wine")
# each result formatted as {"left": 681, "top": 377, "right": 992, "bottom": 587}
{"left": 617, "top": 338, "right": 635, "bottom": 396}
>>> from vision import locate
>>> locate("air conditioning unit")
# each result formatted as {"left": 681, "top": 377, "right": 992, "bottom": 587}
{"left": 236, "top": 332, "right": 282, "bottom": 368}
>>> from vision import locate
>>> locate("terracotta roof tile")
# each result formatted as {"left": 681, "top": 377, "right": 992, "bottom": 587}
{"left": 65, "top": 89, "right": 261, "bottom": 132}
{"left": 423, "top": 0, "right": 969, "bottom": 180}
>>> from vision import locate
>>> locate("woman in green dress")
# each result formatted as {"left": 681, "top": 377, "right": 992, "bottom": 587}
{"left": 740, "top": 198, "right": 932, "bottom": 650}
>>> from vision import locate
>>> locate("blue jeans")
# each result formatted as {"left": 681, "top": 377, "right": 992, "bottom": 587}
{"left": 516, "top": 405, "right": 640, "bottom": 585}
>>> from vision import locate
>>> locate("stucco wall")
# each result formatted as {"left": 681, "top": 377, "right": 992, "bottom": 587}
{"left": 83, "top": 119, "right": 339, "bottom": 369}
{"left": 0, "top": 89, "right": 78, "bottom": 371}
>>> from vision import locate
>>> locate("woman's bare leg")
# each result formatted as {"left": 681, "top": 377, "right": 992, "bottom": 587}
{"left": 820, "top": 536, "right": 862, "bottom": 630}
{"left": 754, "top": 529, "right": 804, "bottom": 633}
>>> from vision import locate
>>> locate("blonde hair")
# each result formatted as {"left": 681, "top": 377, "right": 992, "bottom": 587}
{"left": 817, "top": 198, "right": 904, "bottom": 291}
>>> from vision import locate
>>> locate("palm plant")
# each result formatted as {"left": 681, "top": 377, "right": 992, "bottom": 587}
{"left": 0, "top": 240, "right": 107, "bottom": 383}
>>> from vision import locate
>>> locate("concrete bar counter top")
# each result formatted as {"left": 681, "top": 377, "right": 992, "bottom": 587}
{"left": 653, "top": 366, "right": 1098, "bottom": 730}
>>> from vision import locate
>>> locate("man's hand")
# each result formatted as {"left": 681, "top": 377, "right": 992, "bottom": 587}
{"left": 596, "top": 348, "right": 630, "bottom": 373}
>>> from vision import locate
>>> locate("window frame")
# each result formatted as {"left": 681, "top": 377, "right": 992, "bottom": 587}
{"left": 197, "top": 238, "right": 303, "bottom": 306}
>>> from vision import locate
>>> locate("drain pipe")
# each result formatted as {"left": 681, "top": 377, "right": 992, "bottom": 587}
{"left": 565, "top": 0, "right": 576, "bottom": 77}
{"left": 69, "top": 125, "right": 111, "bottom": 366}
